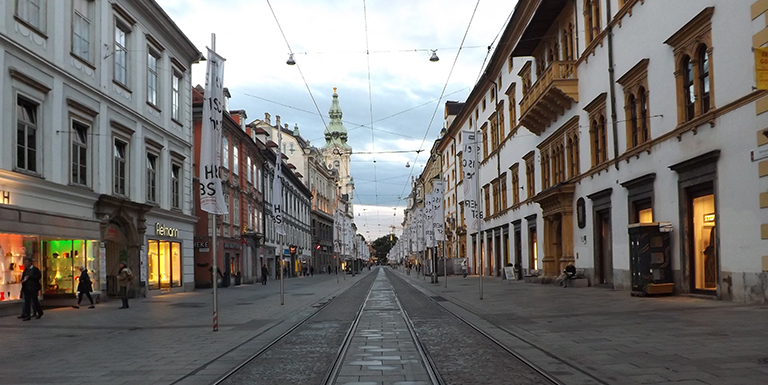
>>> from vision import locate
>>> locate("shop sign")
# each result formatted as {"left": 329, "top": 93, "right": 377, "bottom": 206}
{"left": 195, "top": 241, "right": 210, "bottom": 252}
{"left": 0, "top": 190, "right": 9, "bottom": 204}
{"left": 224, "top": 242, "right": 240, "bottom": 250}
{"left": 751, "top": 146, "right": 768, "bottom": 162}
{"left": 756, "top": 47, "right": 768, "bottom": 90}
{"left": 155, "top": 223, "right": 179, "bottom": 238}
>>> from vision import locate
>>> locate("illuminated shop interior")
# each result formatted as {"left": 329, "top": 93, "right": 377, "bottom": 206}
{"left": 147, "top": 240, "right": 181, "bottom": 289}
{"left": 0, "top": 234, "right": 39, "bottom": 301}
{"left": 692, "top": 194, "right": 716, "bottom": 291}
{"left": 43, "top": 239, "right": 99, "bottom": 295}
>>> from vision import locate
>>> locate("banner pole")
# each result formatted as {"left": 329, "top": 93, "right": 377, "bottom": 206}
{"left": 210, "top": 33, "right": 219, "bottom": 332}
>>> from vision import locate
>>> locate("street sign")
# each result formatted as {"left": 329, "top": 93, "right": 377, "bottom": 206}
{"left": 284, "top": 248, "right": 291, "bottom": 256}
{"left": 751, "top": 146, "right": 768, "bottom": 162}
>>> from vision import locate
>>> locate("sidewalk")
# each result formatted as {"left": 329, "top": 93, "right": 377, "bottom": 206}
{"left": 395, "top": 268, "right": 768, "bottom": 385}
{"left": 0, "top": 271, "right": 372, "bottom": 385}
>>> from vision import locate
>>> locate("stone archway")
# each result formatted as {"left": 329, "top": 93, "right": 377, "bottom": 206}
{"left": 95, "top": 195, "right": 152, "bottom": 297}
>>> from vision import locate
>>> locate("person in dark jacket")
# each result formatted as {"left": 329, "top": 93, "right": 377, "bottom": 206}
{"left": 20, "top": 257, "right": 43, "bottom": 321}
{"left": 74, "top": 266, "right": 95, "bottom": 309}
{"left": 261, "top": 264, "right": 269, "bottom": 285}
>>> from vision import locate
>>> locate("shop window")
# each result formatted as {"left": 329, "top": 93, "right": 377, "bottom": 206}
{"left": 72, "top": 0, "right": 93, "bottom": 62}
{"left": 147, "top": 240, "right": 181, "bottom": 289}
{"left": 16, "top": 0, "right": 47, "bottom": 33}
{"left": 71, "top": 120, "right": 89, "bottom": 187}
{"left": 16, "top": 96, "right": 39, "bottom": 174}
{"left": 42, "top": 239, "right": 99, "bottom": 296}
{"left": 113, "top": 139, "right": 128, "bottom": 196}
{"left": 147, "top": 48, "right": 159, "bottom": 106}
{"left": 692, "top": 193, "right": 716, "bottom": 291}
{"left": 0, "top": 234, "right": 40, "bottom": 301}
{"left": 171, "top": 163, "right": 181, "bottom": 210}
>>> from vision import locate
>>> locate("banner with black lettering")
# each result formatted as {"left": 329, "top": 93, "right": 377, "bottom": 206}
{"left": 199, "top": 48, "right": 228, "bottom": 214}
{"left": 432, "top": 180, "right": 445, "bottom": 242}
{"left": 461, "top": 130, "right": 482, "bottom": 232}
{"left": 272, "top": 130, "right": 285, "bottom": 236}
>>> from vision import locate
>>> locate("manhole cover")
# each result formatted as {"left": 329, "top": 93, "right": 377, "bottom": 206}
{"left": 431, "top": 296, "right": 448, "bottom": 302}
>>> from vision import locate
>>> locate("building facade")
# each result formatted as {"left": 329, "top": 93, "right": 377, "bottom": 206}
{"left": 0, "top": 0, "right": 200, "bottom": 307}
{"left": 441, "top": 0, "right": 768, "bottom": 302}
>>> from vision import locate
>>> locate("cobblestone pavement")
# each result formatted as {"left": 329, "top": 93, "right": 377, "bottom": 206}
{"left": 394, "top": 268, "right": 768, "bottom": 385}
{"left": 333, "top": 269, "right": 432, "bottom": 385}
{"left": 0, "top": 271, "right": 372, "bottom": 385}
{"left": 388, "top": 270, "right": 555, "bottom": 385}
{"left": 221, "top": 272, "right": 377, "bottom": 385}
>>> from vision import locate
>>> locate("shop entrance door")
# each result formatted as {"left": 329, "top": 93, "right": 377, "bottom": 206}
{"left": 687, "top": 185, "right": 717, "bottom": 294}
{"left": 106, "top": 240, "right": 128, "bottom": 296}
{"left": 223, "top": 252, "right": 231, "bottom": 287}
{"left": 514, "top": 228, "right": 522, "bottom": 279}
{"left": 494, "top": 233, "right": 502, "bottom": 276}
{"left": 594, "top": 209, "right": 613, "bottom": 286}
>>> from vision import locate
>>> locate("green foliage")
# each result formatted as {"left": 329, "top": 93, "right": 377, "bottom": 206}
{"left": 371, "top": 234, "right": 398, "bottom": 264}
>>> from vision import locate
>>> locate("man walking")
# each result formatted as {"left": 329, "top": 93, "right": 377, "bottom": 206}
{"left": 117, "top": 262, "right": 133, "bottom": 309}
{"left": 261, "top": 264, "right": 269, "bottom": 285}
{"left": 20, "top": 257, "right": 43, "bottom": 321}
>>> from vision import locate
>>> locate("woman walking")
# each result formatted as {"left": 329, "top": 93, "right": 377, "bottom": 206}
{"left": 74, "top": 266, "right": 95, "bottom": 309}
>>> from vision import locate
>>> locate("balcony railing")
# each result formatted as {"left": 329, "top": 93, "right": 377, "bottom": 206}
{"left": 520, "top": 60, "right": 577, "bottom": 116}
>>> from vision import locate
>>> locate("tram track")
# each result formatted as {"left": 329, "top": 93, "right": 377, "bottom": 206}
{"left": 388, "top": 269, "right": 610, "bottom": 385}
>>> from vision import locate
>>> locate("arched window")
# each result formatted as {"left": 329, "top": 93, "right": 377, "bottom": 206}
{"left": 699, "top": 46, "right": 710, "bottom": 113}
{"left": 639, "top": 87, "right": 648, "bottom": 143}
{"left": 627, "top": 93, "right": 637, "bottom": 147}
{"left": 598, "top": 115, "right": 607, "bottom": 163}
{"left": 585, "top": 0, "right": 595, "bottom": 43}
{"left": 591, "top": 118, "right": 600, "bottom": 166}
{"left": 682, "top": 55, "right": 695, "bottom": 121}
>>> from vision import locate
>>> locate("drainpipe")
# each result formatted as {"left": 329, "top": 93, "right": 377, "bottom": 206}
{"left": 490, "top": 79, "right": 502, "bottom": 277}
{"left": 606, "top": 0, "right": 620, "bottom": 170}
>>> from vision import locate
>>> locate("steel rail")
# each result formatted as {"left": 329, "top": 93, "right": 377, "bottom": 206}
{"left": 207, "top": 276, "right": 371, "bottom": 385}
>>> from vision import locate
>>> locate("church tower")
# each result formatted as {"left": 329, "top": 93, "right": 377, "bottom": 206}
{"left": 322, "top": 88, "right": 354, "bottom": 207}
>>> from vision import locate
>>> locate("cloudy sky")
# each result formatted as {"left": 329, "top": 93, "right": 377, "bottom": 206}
{"left": 157, "top": 0, "right": 518, "bottom": 240}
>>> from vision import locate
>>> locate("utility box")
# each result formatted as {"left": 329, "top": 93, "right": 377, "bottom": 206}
{"left": 629, "top": 223, "right": 674, "bottom": 296}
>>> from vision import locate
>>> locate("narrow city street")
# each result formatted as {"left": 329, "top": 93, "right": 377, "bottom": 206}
{"left": 2, "top": 267, "right": 768, "bottom": 385}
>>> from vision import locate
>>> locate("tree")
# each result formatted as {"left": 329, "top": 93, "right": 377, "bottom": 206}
{"left": 371, "top": 234, "right": 398, "bottom": 264}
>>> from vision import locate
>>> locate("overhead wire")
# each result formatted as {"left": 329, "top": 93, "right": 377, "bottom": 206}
{"left": 391, "top": 0, "right": 483, "bottom": 230}
{"left": 265, "top": 0, "right": 328, "bottom": 130}
{"left": 362, "top": 0, "right": 380, "bottom": 210}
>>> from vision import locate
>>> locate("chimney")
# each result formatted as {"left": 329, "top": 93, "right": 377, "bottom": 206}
{"left": 264, "top": 112, "right": 271, "bottom": 125}
{"left": 275, "top": 115, "right": 281, "bottom": 128}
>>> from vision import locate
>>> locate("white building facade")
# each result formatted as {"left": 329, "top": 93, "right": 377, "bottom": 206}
{"left": 0, "top": 0, "right": 200, "bottom": 307}
{"left": 445, "top": 0, "right": 768, "bottom": 302}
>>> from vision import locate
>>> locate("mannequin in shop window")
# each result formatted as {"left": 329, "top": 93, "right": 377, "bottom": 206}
{"left": 703, "top": 226, "right": 717, "bottom": 289}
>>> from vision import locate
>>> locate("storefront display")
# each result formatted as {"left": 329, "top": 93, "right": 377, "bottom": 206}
{"left": 147, "top": 240, "right": 181, "bottom": 289}
{"left": 42, "top": 239, "right": 100, "bottom": 296}
{"left": 0, "top": 234, "right": 39, "bottom": 301}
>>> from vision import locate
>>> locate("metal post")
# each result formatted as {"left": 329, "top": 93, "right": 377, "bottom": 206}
{"left": 444, "top": 241, "right": 447, "bottom": 288}
{"left": 279, "top": 234, "right": 284, "bottom": 305}
{"left": 210, "top": 33, "right": 219, "bottom": 332}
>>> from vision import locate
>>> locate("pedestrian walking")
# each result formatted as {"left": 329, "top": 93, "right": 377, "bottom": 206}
{"left": 327, "top": 265, "right": 331, "bottom": 274}
{"left": 20, "top": 257, "right": 43, "bottom": 321}
{"left": 461, "top": 260, "right": 468, "bottom": 279}
{"left": 117, "top": 262, "right": 133, "bottom": 309}
{"left": 310, "top": 266, "right": 314, "bottom": 276}
{"left": 261, "top": 264, "right": 269, "bottom": 285}
{"left": 74, "top": 266, "right": 95, "bottom": 309}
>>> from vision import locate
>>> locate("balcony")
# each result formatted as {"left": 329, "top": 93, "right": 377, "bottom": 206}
{"left": 519, "top": 61, "right": 578, "bottom": 136}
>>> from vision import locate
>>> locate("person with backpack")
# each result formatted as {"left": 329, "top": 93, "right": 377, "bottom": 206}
{"left": 117, "top": 262, "right": 133, "bottom": 309}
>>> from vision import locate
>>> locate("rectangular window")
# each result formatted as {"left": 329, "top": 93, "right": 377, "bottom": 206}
{"left": 525, "top": 156, "right": 535, "bottom": 199}
{"left": 484, "top": 186, "right": 491, "bottom": 216}
{"left": 222, "top": 137, "right": 229, "bottom": 169}
{"left": 233, "top": 196, "right": 240, "bottom": 226}
{"left": 146, "top": 153, "right": 157, "bottom": 203}
{"left": 72, "top": 0, "right": 92, "bottom": 61}
{"left": 113, "top": 139, "right": 127, "bottom": 196}
{"left": 71, "top": 120, "right": 88, "bottom": 186}
{"left": 233, "top": 146, "right": 239, "bottom": 175}
{"left": 223, "top": 193, "right": 230, "bottom": 224}
{"left": 114, "top": 23, "right": 128, "bottom": 85}
{"left": 500, "top": 176, "right": 508, "bottom": 210}
{"left": 147, "top": 49, "right": 159, "bottom": 105}
{"left": 16, "top": 0, "right": 46, "bottom": 32}
{"left": 511, "top": 164, "right": 520, "bottom": 205}
{"left": 247, "top": 157, "right": 252, "bottom": 183}
{"left": 171, "top": 163, "right": 181, "bottom": 209}
{"left": 172, "top": 73, "right": 181, "bottom": 121}
{"left": 16, "top": 97, "right": 39, "bottom": 174}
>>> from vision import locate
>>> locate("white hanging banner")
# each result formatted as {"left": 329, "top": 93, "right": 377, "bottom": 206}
{"left": 272, "top": 130, "right": 285, "bottom": 235}
{"left": 432, "top": 180, "right": 445, "bottom": 242}
{"left": 199, "top": 48, "right": 228, "bottom": 214}
{"left": 424, "top": 193, "right": 435, "bottom": 248}
{"left": 461, "top": 130, "right": 482, "bottom": 233}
